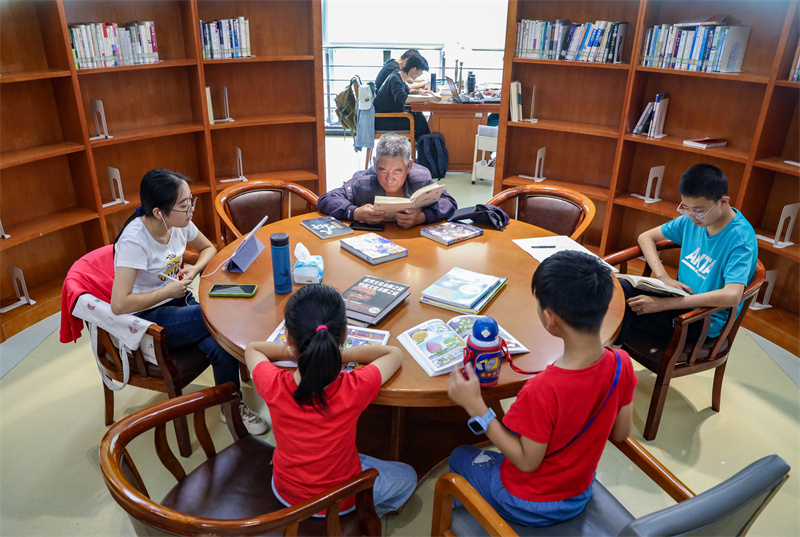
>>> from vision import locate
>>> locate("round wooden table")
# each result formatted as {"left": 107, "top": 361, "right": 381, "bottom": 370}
{"left": 200, "top": 214, "right": 624, "bottom": 478}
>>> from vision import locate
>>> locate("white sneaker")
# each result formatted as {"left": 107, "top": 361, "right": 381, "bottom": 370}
{"left": 220, "top": 402, "right": 270, "bottom": 435}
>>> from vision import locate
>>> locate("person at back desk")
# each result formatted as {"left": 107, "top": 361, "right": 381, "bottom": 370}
{"left": 376, "top": 49, "right": 420, "bottom": 91}
{"left": 374, "top": 53, "right": 440, "bottom": 140}
{"left": 317, "top": 133, "right": 456, "bottom": 229}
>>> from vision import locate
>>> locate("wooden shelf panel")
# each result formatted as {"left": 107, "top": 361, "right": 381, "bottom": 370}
{"left": 753, "top": 157, "right": 800, "bottom": 176}
{"left": 76, "top": 59, "right": 197, "bottom": 76}
{"left": 0, "top": 276, "right": 64, "bottom": 343}
{"left": 635, "top": 66, "right": 770, "bottom": 85}
{"left": 613, "top": 193, "right": 677, "bottom": 219}
{"left": 203, "top": 55, "right": 314, "bottom": 64}
{"left": 774, "top": 80, "right": 800, "bottom": 89}
{"left": 90, "top": 123, "right": 204, "bottom": 148}
{"left": 509, "top": 119, "right": 618, "bottom": 139}
{"left": 0, "top": 141, "right": 85, "bottom": 170}
{"left": 624, "top": 133, "right": 750, "bottom": 162}
{"left": 512, "top": 58, "right": 630, "bottom": 70}
{"left": 742, "top": 306, "right": 800, "bottom": 357}
{"left": 0, "top": 209, "right": 98, "bottom": 251}
{"left": 210, "top": 114, "right": 317, "bottom": 130}
{"left": 0, "top": 69, "right": 72, "bottom": 84}
{"left": 101, "top": 180, "right": 213, "bottom": 215}
{"left": 215, "top": 169, "right": 319, "bottom": 190}
{"left": 755, "top": 229, "right": 800, "bottom": 262}
{"left": 503, "top": 176, "right": 610, "bottom": 201}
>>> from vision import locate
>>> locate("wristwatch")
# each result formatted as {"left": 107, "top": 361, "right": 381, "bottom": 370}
{"left": 467, "top": 408, "right": 496, "bottom": 435}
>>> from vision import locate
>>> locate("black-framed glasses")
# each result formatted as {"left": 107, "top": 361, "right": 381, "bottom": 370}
{"left": 677, "top": 198, "right": 719, "bottom": 221}
{"left": 172, "top": 196, "right": 197, "bottom": 215}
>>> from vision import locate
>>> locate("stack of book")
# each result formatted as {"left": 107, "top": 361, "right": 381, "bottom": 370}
{"left": 514, "top": 19, "right": 628, "bottom": 64}
{"left": 420, "top": 267, "right": 506, "bottom": 315}
{"left": 200, "top": 17, "right": 252, "bottom": 59}
{"left": 341, "top": 276, "right": 409, "bottom": 325}
{"left": 632, "top": 92, "right": 669, "bottom": 137}
{"left": 641, "top": 16, "right": 751, "bottom": 73}
{"left": 68, "top": 22, "right": 159, "bottom": 69}
{"left": 339, "top": 233, "right": 408, "bottom": 265}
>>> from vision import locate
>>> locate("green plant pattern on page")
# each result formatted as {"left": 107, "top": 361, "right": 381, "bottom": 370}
{"left": 407, "top": 320, "right": 465, "bottom": 370}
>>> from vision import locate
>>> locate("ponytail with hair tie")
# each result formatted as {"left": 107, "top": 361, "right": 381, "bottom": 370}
{"left": 134, "top": 206, "right": 145, "bottom": 217}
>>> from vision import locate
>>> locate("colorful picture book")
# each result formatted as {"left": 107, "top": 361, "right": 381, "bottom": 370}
{"left": 266, "top": 320, "right": 390, "bottom": 367}
{"left": 373, "top": 183, "right": 446, "bottom": 218}
{"left": 421, "top": 267, "right": 507, "bottom": 315}
{"left": 615, "top": 274, "right": 689, "bottom": 297}
{"left": 340, "top": 233, "right": 408, "bottom": 265}
{"left": 301, "top": 216, "right": 354, "bottom": 239}
{"left": 342, "top": 276, "right": 410, "bottom": 325}
{"left": 421, "top": 222, "right": 484, "bottom": 246}
{"left": 397, "top": 315, "right": 529, "bottom": 377}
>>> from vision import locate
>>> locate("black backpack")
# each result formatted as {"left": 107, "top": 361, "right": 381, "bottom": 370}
{"left": 416, "top": 133, "right": 449, "bottom": 179}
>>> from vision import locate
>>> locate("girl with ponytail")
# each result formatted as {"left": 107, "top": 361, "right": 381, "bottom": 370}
{"left": 111, "top": 169, "right": 268, "bottom": 435}
{"left": 245, "top": 284, "right": 417, "bottom": 517}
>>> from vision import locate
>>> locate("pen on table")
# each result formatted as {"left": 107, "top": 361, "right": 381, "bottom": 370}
{"left": 530, "top": 245, "right": 556, "bottom": 249}
{"left": 158, "top": 273, "right": 182, "bottom": 283}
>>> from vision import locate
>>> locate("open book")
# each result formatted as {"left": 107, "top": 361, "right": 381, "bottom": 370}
{"left": 615, "top": 274, "right": 689, "bottom": 297}
{"left": 373, "top": 183, "right": 445, "bottom": 218}
{"left": 397, "top": 315, "right": 529, "bottom": 377}
{"left": 266, "top": 320, "right": 391, "bottom": 367}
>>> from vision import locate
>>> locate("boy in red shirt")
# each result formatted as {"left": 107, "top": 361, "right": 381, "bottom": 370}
{"left": 448, "top": 251, "right": 637, "bottom": 526}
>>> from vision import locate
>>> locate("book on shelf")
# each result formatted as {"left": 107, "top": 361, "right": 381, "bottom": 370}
{"left": 421, "top": 222, "right": 483, "bottom": 246}
{"left": 205, "top": 86, "right": 214, "bottom": 125}
{"left": 69, "top": 21, "right": 159, "bottom": 69}
{"left": 632, "top": 102, "right": 655, "bottom": 135}
{"left": 373, "top": 183, "right": 446, "bottom": 218}
{"left": 514, "top": 18, "right": 626, "bottom": 63}
{"left": 200, "top": 17, "right": 252, "bottom": 59}
{"left": 300, "top": 216, "right": 354, "bottom": 239}
{"left": 683, "top": 137, "right": 728, "bottom": 149}
{"left": 397, "top": 315, "right": 529, "bottom": 377}
{"left": 421, "top": 267, "right": 506, "bottom": 315}
{"left": 717, "top": 26, "right": 751, "bottom": 72}
{"left": 615, "top": 274, "right": 689, "bottom": 297}
{"left": 340, "top": 233, "right": 408, "bottom": 265}
{"left": 789, "top": 37, "right": 800, "bottom": 81}
{"left": 341, "top": 276, "right": 410, "bottom": 325}
{"left": 648, "top": 92, "right": 669, "bottom": 138}
{"left": 674, "top": 14, "right": 730, "bottom": 28}
{"left": 267, "top": 320, "right": 390, "bottom": 366}
{"left": 641, "top": 22, "right": 749, "bottom": 74}
{"left": 509, "top": 81, "right": 522, "bottom": 122}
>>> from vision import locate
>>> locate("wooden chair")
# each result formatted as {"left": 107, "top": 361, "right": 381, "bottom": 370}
{"left": 431, "top": 437, "right": 789, "bottom": 536}
{"left": 352, "top": 78, "right": 416, "bottom": 169}
{"left": 100, "top": 383, "right": 383, "bottom": 537}
{"left": 604, "top": 241, "right": 767, "bottom": 440}
{"left": 487, "top": 184, "right": 595, "bottom": 241}
{"left": 215, "top": 179, "right": 319, "bottom": 244}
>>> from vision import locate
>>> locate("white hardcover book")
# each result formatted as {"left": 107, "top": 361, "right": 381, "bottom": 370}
{"left": 680, "top": 30, "right": 695, "bottom": 70}
{"left": 237, "top": 16, "right": 247, "bottom": 56}
{"left": 718, "top": 25, "right": 751, "bottom": 72}
{"left": 205, "top": 86, "right": 214, "bottom": 125}
{"left": 661, "top": 26, "right": 676, "bottom": 68}
{"left": 70, "top": 28, "right": 85, "bottom": 69}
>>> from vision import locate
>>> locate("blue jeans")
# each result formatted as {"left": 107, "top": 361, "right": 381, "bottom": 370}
{"left": 136, "top": 292, "right": 241, "bottom": 394}
{"left": 448, "top": 445, "right": 592, "bottom": 527}
{"left": 272, "top": 454, "right": 417, "bottom": 518}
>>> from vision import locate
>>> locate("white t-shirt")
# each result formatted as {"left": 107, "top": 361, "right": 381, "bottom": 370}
{"left": 114, "top": 217, "right": 199, "bottom": 308}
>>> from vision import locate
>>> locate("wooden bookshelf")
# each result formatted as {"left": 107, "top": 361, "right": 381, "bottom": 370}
{"left": 497, "top": 0, "right": 800, "bottom": 355}
{"left": 0, "top": 0, "right": 326, "bottom": 342}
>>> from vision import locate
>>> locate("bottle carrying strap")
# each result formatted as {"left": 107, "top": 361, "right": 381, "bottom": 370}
{"left": 545, "top": 349, "right": 622, "bottom": 459}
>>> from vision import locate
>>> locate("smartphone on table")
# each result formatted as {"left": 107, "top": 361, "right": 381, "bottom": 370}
{"left": 208, "top": 284, "right": 258, "bottom": 298}
{"left": 349, "top": 221, "right": 385, "bottom": 232}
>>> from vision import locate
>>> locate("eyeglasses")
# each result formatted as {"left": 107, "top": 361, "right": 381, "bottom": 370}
{"left": 677, "top": 198, "right": 719, "bottom": 221}
{"left": 172, "top": 196, "right": 197, "bottom": 216}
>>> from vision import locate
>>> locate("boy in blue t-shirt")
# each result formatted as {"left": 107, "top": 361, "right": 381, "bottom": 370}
{"left": 615, "top": 163, "right": 758, "bottom": 347}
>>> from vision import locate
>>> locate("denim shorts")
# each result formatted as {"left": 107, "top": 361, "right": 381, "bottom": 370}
{"left": 448, "top": 445, "right": 592, "bottom": 527}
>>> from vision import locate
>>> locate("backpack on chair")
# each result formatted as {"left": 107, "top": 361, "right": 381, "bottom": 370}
{"left": 335, "top": 76, "right": 361, "bottom": 136}
{"left": 416, "top": 133, "right": 449, "bottom": 179}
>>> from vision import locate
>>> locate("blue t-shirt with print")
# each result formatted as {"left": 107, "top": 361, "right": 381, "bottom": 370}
{"left": 661, "top": 210, "right": 758, "bottom": 338}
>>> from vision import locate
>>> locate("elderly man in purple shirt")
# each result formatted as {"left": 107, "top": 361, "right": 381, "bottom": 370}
{"left": 317, "top": 134, "right": 457, "bottom": 229}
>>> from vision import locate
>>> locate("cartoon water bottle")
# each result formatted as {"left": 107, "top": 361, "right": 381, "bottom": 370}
{"left": 463, "top": 316, "right": 510, "bottom": 388}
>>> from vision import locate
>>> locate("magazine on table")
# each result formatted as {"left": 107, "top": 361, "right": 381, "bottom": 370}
{"left": 421, "top": 267, "right": 505, "bottom": 309}
{"left": 397, "top": 315, "right": 528, "bottom": 377}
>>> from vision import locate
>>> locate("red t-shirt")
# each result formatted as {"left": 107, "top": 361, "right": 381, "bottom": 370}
{"left": 253, "top": 361, "right": 382, "bottom": 511}
{"left": 500, "top": 348, "right": 637, "bottom": 502}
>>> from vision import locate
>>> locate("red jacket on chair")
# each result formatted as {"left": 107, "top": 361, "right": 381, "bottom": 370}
{"left": 60, "top": 245, "right": 115, "bottom": 343}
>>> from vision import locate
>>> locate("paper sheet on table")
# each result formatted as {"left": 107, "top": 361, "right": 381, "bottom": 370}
{"left": 513, "top": 236, "right": 618, "bottom": 272}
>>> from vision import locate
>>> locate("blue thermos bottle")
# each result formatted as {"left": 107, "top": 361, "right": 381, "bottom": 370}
{"left": 270, "top": 233, "right": 292, "bottom": 294}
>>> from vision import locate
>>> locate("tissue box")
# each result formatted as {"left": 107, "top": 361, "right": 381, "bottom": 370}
{"left": 293, "top": 255, "right": 324, "bottom": 284}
